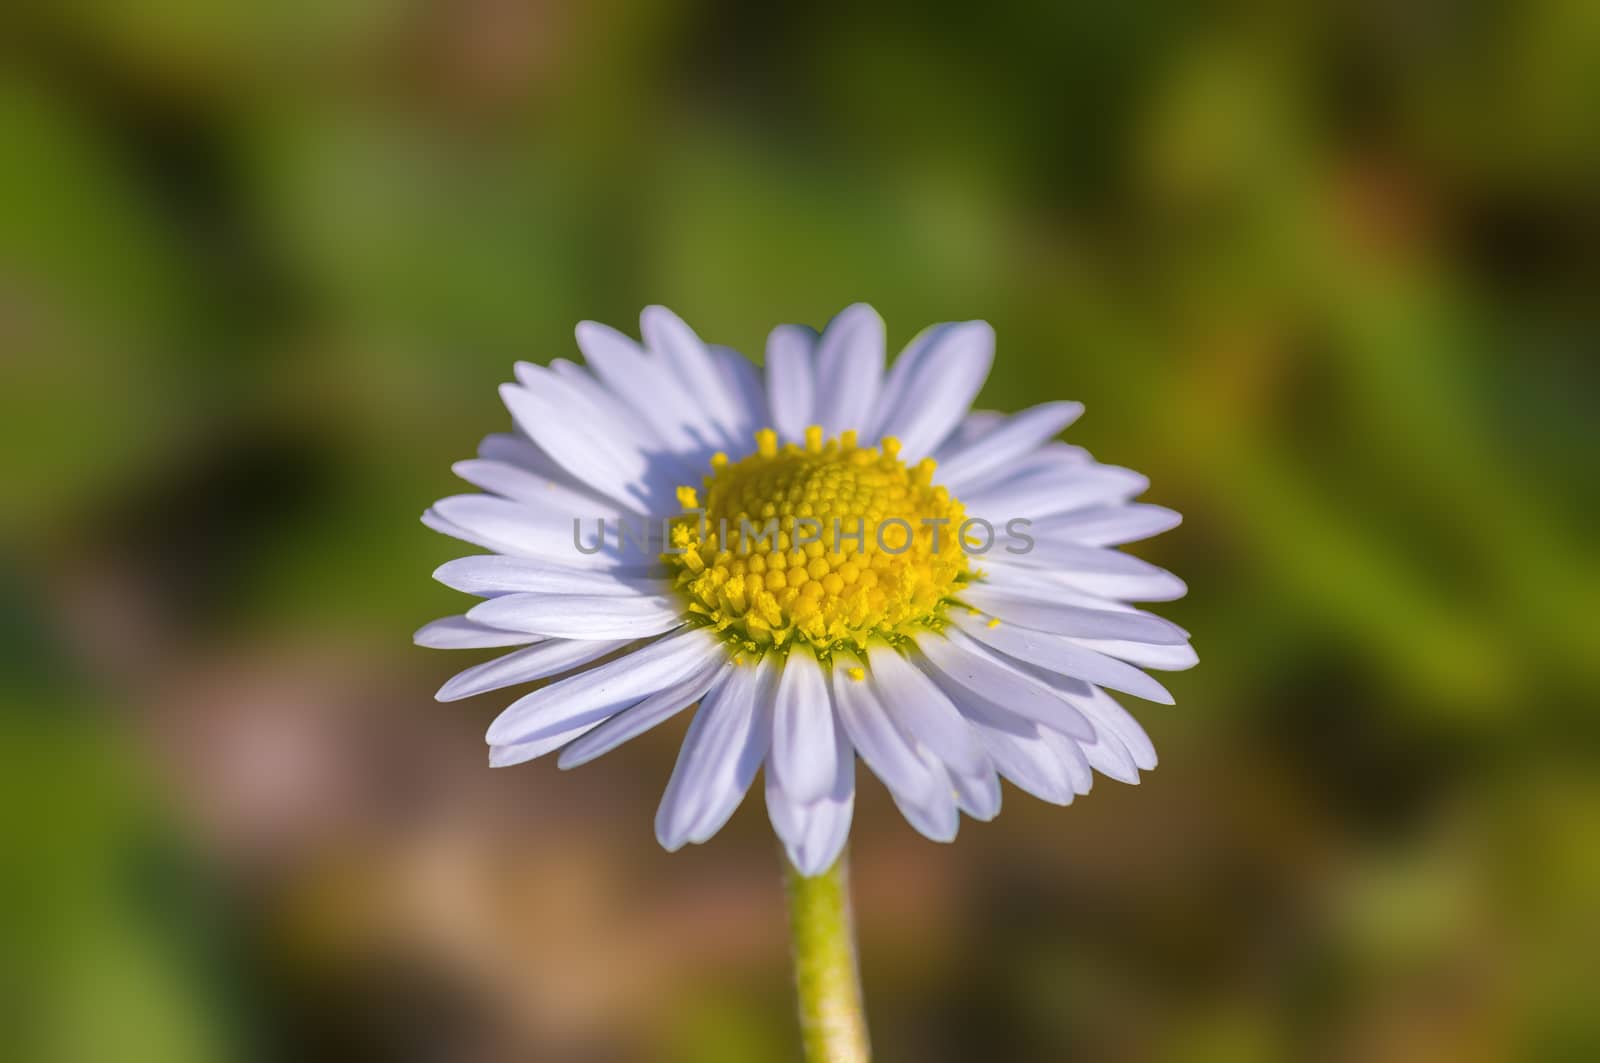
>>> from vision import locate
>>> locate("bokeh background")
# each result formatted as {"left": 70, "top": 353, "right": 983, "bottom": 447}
{"left": 4, "top": 3, "right": 1598, "bottom": 1061}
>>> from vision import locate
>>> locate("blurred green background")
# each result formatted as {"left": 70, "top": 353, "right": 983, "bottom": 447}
{"left": 3, "top": 2, "right": 1598, "bottom": 1061}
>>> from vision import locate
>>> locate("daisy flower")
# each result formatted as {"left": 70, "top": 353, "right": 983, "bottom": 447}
{"left": 417, "top": 305, "right": 1194, "bottom": 876}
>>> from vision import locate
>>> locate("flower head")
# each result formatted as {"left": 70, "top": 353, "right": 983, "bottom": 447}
{"left": 665, "top": 427, "right": 969, "bottom": 658}
{"left": 418, "top": 305, "right": 1195, "bottom": 874}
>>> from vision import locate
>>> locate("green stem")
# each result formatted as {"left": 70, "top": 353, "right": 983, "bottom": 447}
{"left": 783, "top": 851, "right": 871, "bottom": 1063}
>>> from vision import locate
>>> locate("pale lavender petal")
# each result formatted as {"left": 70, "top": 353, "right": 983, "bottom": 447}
{"left": 641, "top": 306, "right": 744, "bottom": 446}
{"left": 872, "top": 321, "right": 995, "bottom": 461}
{"left": 960, "top": 584, "right": 1188, "bottom": 644}
{"left": 558, "top": 657, "right": 727, "bottom": 769}
{"left": 574, "top": 320, "right": 707, "bottom": 454}
{"left": 953, "top": 696, "right": 1077, "bottom": 806}
{"left": 887, "top": 748, "right": 960, "bottom": 843}
{"left": 915, "top": 630, "right": 1094, "bottom": 740}
{"left": 490, "top": 722, "right": 601, "bottom": 768}
{"left": 950, "top": 761, "right": 1001, "bottom": 820}
{"left": 831, "top": 661, "right": 939, "bottom": 805}
{"left": 499, "top": 376, "right": 660, "bottom": 513}
{"left": 467, "top": 593, "right": 684, "bottom": 640}
{"left": 414, "top": 615, "right": 543, "bottom": 650}
{"left": 1069, "top": 637, "right": 1198, "bottom": 671}
{"left": 813, "top": 304, "right": 885, "bottom": 437}
{"left": 765, "top": 325, "right": 817, "bottom": 443}
{"left": 867, "top": 645, "right": 989, "bottom": 777}
{"left": 1062, "top": 684, "right": 1158, "bottom": 771}
{"left": 452, "top": 459, "right": 630, "bottom": 519}
{"left": 962, "top": 460, "right": 1148, "bottom": 520}
{"left": 772, "top": 650, "right": 838, "bottom": 804}
{"left": 1030, "top": 504, "right": 1183, "bottom": 547}
{"left": 952, "top": 612, "right": 1175, "bottom": 705}
{"left": 434, "top": 555, "right": 667, "bottom": 598}
{"left": 934, "top": 401, "right": 1083, "bottom": 490}
{"left": 484, "top": 628, "right": 718, "bottom": 746}
{"left": 711, "top": 344, "right": 767, "bottom": 441}
{"left": 766, "top": 713, "right": 855, "bottom": 876}
{"left": 437, "top": 638, "right": 632, "bottom": 702}
{"left": 655, "top": 657, "right": 775, "bottom": 849}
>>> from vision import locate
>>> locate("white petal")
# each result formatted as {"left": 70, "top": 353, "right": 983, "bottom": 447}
{"left": 872, "top": 321, "right": 994, "bottom": 460}
{"left": 887, "top": 749, "right": 960, "bottom": 843}
{"left": 922, "top": 644, "right": 1118, "bottom": 805}
{"left": 1031, "top": 504, "right": 1183, "bottom": 547}
{"left": 1063, "top": 684, "right": 1158, "bottom": 771}
{"left": 452, "top": 459, "right": 631, "bottom": 520}
{"left": 1046, "top": 566, "right": 1188, "bottom": 603}
{"left": 467, "top": 593, "right": 684, "bottom": 640}
{"left": 425, "top": 498, "right": 574, "bottom": 562}
{"left": 950, "top": 761, "right": 1002, "bottom": 821}
{"left": 476, "top": 432, "right": 571, "bottom": 481}
{"left": 766, "top": 716, "right": 855, "bottom": 876}
{"left": 979, "top": 563, "right": 1191, "bottom": 636}
{"left": 574, "top": 321, "right": 708, "bottom": 454}
{"left": 437, "top": 639, "right": 632, "bottom": 702}
{"left": 931, "top": 410, "right": 1007, "bottom": 460}
{"left": 981, "top": 562, "right": 1156, "bottom": 609}
{"left": 558, "top": 657, "right": 726, "bottom": 769}
{"left": 499, "top": 379, "right": 656, "bottom": 513}
{"left": 489, "top": 722, "right": 600, "bottom": 768}
{"left": 1079, "top": 728, "right": 1142, "bottom": 784}
{"left": 914, "top": 631, "right": 1094, "bottom": 740}
{"left": 1042, "top": 726, "right": 1095, "bottom": 795}
{"left": 1008, "top": 541, "right": 1169, "bottom": 575}
{"left": 998, "top": 660, "right": 1159, "bottom": 777}
{"left": 434, "top": 555, "right": 667, "bottom": 598}
{"left": 869, "top": 324, "right": 941, "bottom": 438}
{"left": 867, "top": 645, "right": 989, "bottom": 777}
{"left": 953, "top": 698, "right": 1075, "bottom": 806}
{"left": 934, "top": 401, "right": 1084, "bottom": 491}
{"left": 413, "top": 615, "right": 542, "bottom": 649}
{"left": 831, "top": 661, "right": 938, "bottom": 804}
{"left": 545, "top": 358, "right": 668, "bottom": 453}
{"left": 962, "top": 460, "right": 1148, "bottom": 520}
{"left": 476, "top": 431, "right": 640, "bottom": 512}
{"left": 813, "top": 304, "right": 885, "bottom": 437}
{"left": 961, "top": 584, "right": 1188, "bottom": 644}
{"left": 548, "top": 359, "right": 703, "bottom": 484}
{"left": 765, "top": 324, "right": 817, "bottom": 443}
{"left": 771, "top": 651, "right": 839, "bottom": 804}
{"left": 655, "top": 658, "right": 774, "bottom": 849}
{"left": 641, "top": 306, "right": 743, "bottom": 446}
{"left": 988, "top": 538, "right": 1188, "bottom": 603}
{"left": 514, "top": 360, "right": 659, "bottom": 458}
{"left": 483, "top": 628, "right": 717, "bottom": 746}
{"left": 952, "top": 612, "right": 1174, "bottom": 705}
{"left": 1070, "top": 637, "right": 1198, "bottom": 671}
{"left": 428, "top": 495, "right": 657, "bottom": 570}
{"left": 711, "top": 344, "right": 767, "bottom": 441}
{"left": 992, "top": 659, "right": 1158, "bottom": 784}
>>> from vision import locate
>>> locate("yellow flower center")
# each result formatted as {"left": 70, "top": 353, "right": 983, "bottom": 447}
{"left": 665, "top": 426, "right": 970, "bottom": 660}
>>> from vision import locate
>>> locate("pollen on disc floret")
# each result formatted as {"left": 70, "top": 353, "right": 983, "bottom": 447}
{"left": 664, "top": 426, "right": 971, "bottom": 660}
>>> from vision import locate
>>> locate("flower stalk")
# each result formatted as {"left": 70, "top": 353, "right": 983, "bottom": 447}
{"left": 783, "top": 851, "right": 871, "bottom": 1063}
